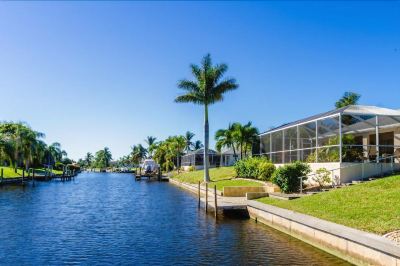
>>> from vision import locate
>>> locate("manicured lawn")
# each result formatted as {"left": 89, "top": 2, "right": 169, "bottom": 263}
{"left": 1, "top": 167, "right": 25, "bottom": 178}
{"left": 257, "top": 174, "right": 400, "bottom": 235}
{"left": 171, "top": 167, "right": 263, "bottom": 191}
{"left": 1, "top": 167, "right": 63, "bottom": 178}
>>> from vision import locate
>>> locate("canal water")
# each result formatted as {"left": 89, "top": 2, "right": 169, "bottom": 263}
{"left": 0, "top": 173, "right": 350, "bottom": 265}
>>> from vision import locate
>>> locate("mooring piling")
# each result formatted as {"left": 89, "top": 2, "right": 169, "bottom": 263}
{"left": 214, "top": 185, "right": 218, "bottom": 219}
{"left": 205, "top": 182, "right": 208, "bottom": 213}
{"left": 198, "top": 181, "right": 201, "bottom": 208}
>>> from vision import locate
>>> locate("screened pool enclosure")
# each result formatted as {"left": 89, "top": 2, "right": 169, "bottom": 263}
{"left": 256, "top": 105, "right": 400, "bottom": 164}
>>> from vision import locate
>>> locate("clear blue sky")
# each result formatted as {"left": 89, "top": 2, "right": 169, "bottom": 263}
{"left": 0, "top": 2, "right": 399, "bottom": 160}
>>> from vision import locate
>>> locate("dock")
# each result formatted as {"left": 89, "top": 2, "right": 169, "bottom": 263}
{"left": 168, "top": 178, "right": 248, "bottom": 216}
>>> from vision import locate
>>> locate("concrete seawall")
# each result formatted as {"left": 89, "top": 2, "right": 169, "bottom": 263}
{"left": 247, "top": 200, "right": 400, "bottom": 266}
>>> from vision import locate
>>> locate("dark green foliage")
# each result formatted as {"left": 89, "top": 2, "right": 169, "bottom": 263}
{"left": 271, "top": 161, "right": 311, "bottom": 193}
{"left": 234, "top": 157, "right": 275, "bottom": 181}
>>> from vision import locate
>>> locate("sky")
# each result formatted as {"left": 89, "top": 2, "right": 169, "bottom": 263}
{"left": 0, "top": 1, "right": 399, "bottom": 160}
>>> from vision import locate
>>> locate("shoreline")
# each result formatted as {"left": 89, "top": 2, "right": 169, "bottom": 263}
{"left": 168, "top": 177, "right": 400, "bottom": 266}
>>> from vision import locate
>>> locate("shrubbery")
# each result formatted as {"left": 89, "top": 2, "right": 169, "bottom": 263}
{"left": 271, "top": 161, "right": 311, "bottom": 193}
{"left": 312, "top": 168, "right": 332, "bottom": 189}
{"left": 234, "top": 157, "right": 275, "bottom": 181}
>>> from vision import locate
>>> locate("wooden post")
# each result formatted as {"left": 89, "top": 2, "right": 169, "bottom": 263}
{"left": 214, "top": 185, "right": 218, "bottom": 219}
{"left": 1, "top": 168, "right": 3, "bottom": 184}
{"left": 205, "top": 182, "right": 208, "bottom": 213}
{"left": 198, "top": 181, "right": 201, "bottom": 208}
{"left": 22, "top": 169, "right": 25, "bottom": 184}
{"left": 32, "top": 169, "right": 35, "bottom": 186}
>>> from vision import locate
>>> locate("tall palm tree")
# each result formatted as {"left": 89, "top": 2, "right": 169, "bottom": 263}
{"left": 184, "top": 131, "right": 195, "bottom": 152}
{"left": 175, "top": 54, "right": 238, "bottom": 182}
{"left": 215, "top": 123, "right": 237, "bottom": 159}
{"left": 335, "top": 92, "right": 361, "bottom": 109}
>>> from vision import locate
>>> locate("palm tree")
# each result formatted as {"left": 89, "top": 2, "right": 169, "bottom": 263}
{"left": 145, "top": 136, "right": 157, "bottom": 157}
{"left": 84, "top": 152, "right": 94, "bottom": 168}
{"left": 215, "top": 123, "right": 237, "bottom": 159}
{"left": 184, "top": 131, "right": 195, "bottom": 152}
{"left": 335, "top": 92, "right": 361, "bottom": 109}
{"left": 193, "top": 140, "right": 203, "bottom": 150}
{"left": 242, "top": 122, "right": 259, "bottom": 156}
{"left": 94, "top": 147, "right": 113, "bottom": 169}
{"left": 175, "top": 54, "right": 238, "bottom": 182}
{"left": 130, "top": 144, "right": 147, "bottom": 165}
{"left": 232, "top": 122, "right": 259, "bottom": 158}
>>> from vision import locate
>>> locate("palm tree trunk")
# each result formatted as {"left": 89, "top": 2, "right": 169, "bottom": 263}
{"left": 232, "top": 145, "right": 237, "bottom": 161}
{"left": 204, "top": 104, "right": 210, "bottom": 182}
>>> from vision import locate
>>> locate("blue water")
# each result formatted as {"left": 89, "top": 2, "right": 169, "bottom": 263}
{"left": 0, "top": 173, "right": 350, "bottom": 265}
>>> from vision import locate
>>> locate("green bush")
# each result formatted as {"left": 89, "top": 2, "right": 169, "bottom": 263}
{"left": 234, "top": 157, "right": 275, "bottom": 181}
{"left": 271, "top": 161, "right": 311, "bottom": 193}
{"left": 54, "top": 162, "right": 64, "bottom": 171}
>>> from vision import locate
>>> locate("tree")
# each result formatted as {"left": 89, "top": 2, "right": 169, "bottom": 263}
{"left": 335, "top": 92, "right": 361, "bottom": 109}
{"left": 193, "top": 140, "right": 203, "bottom": 150}
{"left": 84, "top": 152, "right": 94, "bottom": 168}
{"left": 184, "top": 131, "right": 195, "bottom": 152}
{"left": 130, "top": 144, "right": 147, "bottom": 165}
{"left": 215, "top": 123, "right": 237, "bottom": 160}
{"left": 94, "top": 147, "right": 112, "bottom": 169}
{"left": 232, "top": 122, "right": 259, "bottom": 159}
{"left": 145, "top": 136, "right": 157, "bottom": 157}
{"left": 175, "top": 54, "right": 238, "bottom": 182}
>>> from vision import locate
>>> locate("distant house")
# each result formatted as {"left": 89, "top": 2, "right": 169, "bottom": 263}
{"left": 253, "top": 105, "right": 400, "bottom": 184}
{"left": 181, "top": 148, "right": 220, "bottom": 170}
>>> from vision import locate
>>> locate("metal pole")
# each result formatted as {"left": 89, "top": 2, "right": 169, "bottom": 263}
{"left": 315, "top": 120, "right": 318, "bottom": 163}
{"left": 205, "top": 183, "right": 208, "bottom": 213}
{"left": 375, "top": 115, "right": 380, "bottom": 164}
{"left": 339, "top": 113, "right": 343, "bottom": 163}
{"left": 214, "top": 185, "right": 217, "bottom": 219}
{"left": 300, "top": 176, "right": 303, "bottom": 194}
{"left": 391, "top": 156, "right": 394, "bottom": 174}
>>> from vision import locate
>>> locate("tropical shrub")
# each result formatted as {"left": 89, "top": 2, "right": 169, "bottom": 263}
{"left": 271, "top": 161, "right": 311, "bottom": 193}
{"left": 234, "top": 157, "right": 275, "bottom": 181}
{"left": 312, "top": 168, "right": 332, "bottom": 189}
{"left": 54, "top": 162, "right": 64, "bottom": 171}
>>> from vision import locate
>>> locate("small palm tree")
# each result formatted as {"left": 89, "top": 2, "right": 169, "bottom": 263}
{"left": 175, "top": 54, "right": 238, "bottom": 182}
{"left": 335, "top": 92, "right": 361, "bottom": 109}
{"left": 232, "top": 122, "right": 259, "bottom": 158}
{"left": 193, "top": 140, "right": 203, "bottom": 150}
{"left": 215, "top": 123, "right": 237, "bottom": 159}
{"left": 184, "top": 131, "right": 195, "bottom": 152}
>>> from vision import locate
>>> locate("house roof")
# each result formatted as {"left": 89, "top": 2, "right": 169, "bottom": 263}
{"left": 183, "top": 148, "right": 218, "bottom": 156}
{"left": 260, "top": 105, "right": 400, "bottom": 135}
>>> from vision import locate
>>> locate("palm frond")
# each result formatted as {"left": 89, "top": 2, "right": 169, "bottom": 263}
{"left": 174, "top": 94, "right": 204, "bottom": 104}
{"left": 177, "top": 80, "right": 200, "bottom": 92}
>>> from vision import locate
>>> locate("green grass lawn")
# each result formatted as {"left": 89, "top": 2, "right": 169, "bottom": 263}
{"left": 257, "top": 174, "right": 400, "bottom": 235}
{"left": 171, "top": 167, "right": 263, "bottom": 191}
{"left": 1, "top": 167, "right": 63, "bottom": 178}
{"left": 1, "top": 167, "right": 25, "bottom": 178}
